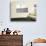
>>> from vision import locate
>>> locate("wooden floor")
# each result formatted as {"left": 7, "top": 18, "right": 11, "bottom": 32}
{"left": 0, "top": 35, "right": 23, "bottom": 46}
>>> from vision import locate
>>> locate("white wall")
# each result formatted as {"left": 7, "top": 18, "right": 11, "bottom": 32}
{"left": 33, "top": 43, "right": 46, "bottom": 46}
{"left": 0, "top": 0, "right": 46, "bottom": 45}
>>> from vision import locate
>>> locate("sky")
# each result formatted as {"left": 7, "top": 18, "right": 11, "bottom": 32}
{"left": 0, "top": 0, "right": 46, "bottom": 45}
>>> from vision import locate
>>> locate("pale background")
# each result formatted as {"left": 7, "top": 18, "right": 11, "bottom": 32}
{"left": 0, "top": 0, "right": 46, "bottom": 45}
{"left": 33, "top": 43, "right": 46, "bottom": 46}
